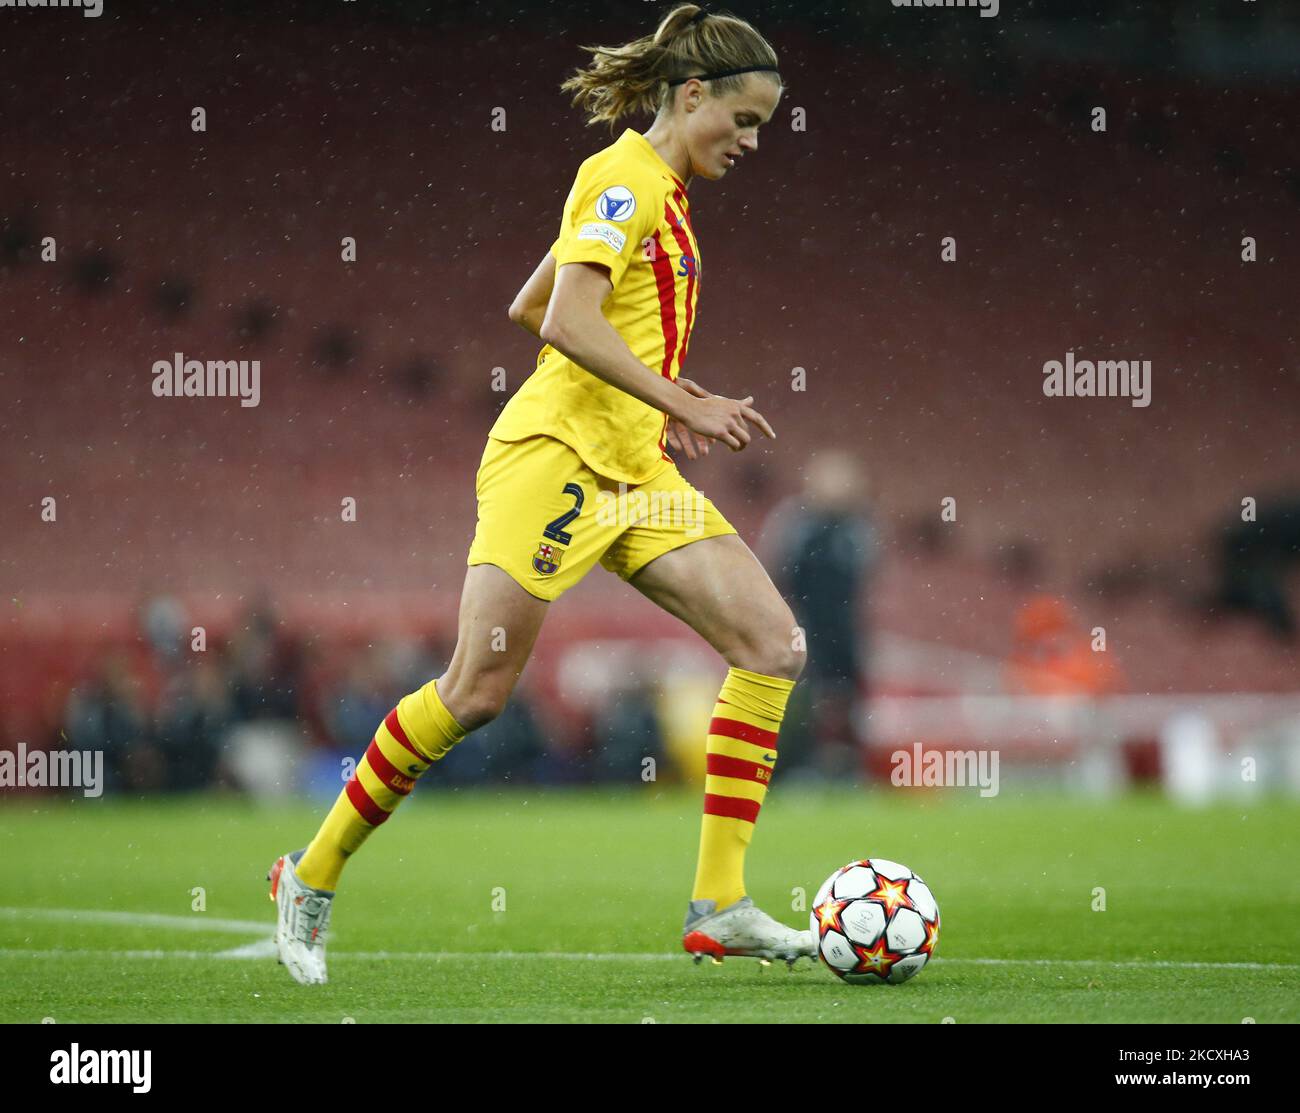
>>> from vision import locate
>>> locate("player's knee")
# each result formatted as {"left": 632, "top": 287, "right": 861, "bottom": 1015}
{"left": 769, "top": 640, "right": 807, "bottom": 682}
{"left": 731, "top": 625, "right": 806, "bottom": 682}
{"left": 770, "top": 609, "right": 808, "bottom": 680}
{"left": 788, "top": 640, "right": 809, "bottom": 681}
{"left": 437, "top": 674, "right": 513, "bottom": 732}
{"left": 450, "top": 694, "right": 507, "bottom": 732}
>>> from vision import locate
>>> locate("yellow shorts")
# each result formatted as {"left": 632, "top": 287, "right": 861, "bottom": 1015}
{"left": 467, "top": 435, "right": 738, "bottom": 601}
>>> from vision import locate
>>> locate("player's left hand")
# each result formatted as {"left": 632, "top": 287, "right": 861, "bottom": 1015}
{"left": 667, "top": 377, "right": 714, "bottom": 459}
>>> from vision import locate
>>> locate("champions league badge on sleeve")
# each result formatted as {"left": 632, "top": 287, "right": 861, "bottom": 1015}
{"left": 595, "top": 186, "right": 636, "bottom": 222}
{"left": 533, "top": 542, "right": 564, "bottom": 575}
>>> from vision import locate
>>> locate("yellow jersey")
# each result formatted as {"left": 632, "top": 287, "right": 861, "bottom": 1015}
{"left": 489, "top": 128, "right": 702, "bottom": 485}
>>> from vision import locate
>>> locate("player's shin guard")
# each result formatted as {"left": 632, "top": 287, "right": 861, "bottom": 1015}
{"left": 296, "top": 677, "right": 467, "bottom": 891}
{"left": 691, "top": 666, "right": 796, "bottom": 909}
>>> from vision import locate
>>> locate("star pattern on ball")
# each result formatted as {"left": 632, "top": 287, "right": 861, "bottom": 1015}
{"left": 814, "top": 898, "right": 847, "bottom": 936}
{"left": 851, "top": 936, "right": 903, "bottom": 979}
{"left": 868, "top": 873, "right": 913, "bottom": 916}
{"left": 919, "top": 916, "right": 940, "bottom": 956}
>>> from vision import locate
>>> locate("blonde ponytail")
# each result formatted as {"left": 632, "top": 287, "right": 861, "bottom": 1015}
{"left": 560, "top": 4, "right": 781, "bottom": 131}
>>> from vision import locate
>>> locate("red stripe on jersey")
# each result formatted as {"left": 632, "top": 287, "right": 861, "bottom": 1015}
{"left": 707, "top": 752, "right": 771, "bottom": 783}
{"left": 708, "top": 715, "right": 779, "bottom": 751}
{"left": 650, "top": 230, "right": 678, "bottom": 378}
{"left": 672, "top": 186, "right": 695, "bottom": 239}
{"left": 383, "top": 708, "right": 424, "bottom": 765}
{"left": 703, "top": 793, "right": 762, "bottom": 824}
{"left": 664, "top": 197, "right": 696, "bottom": 373}
{"left": 346, "top": 776, "right": 392, "bottom": 826}
{"left": 363, "top": 739, "right": 416, "bottom": 796}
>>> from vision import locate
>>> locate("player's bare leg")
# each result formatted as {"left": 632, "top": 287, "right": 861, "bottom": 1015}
{"left": 627, "top": 532, "right": 815, "bottom": 965}
{"left": 300, "top": 559, "right": 549, "bottom": 875}
{"left": 272, "top": 563, "right": 548, "bottom": 984}
{"left": 628, "top": 533, "right": 803, "bottom": 679}
{"left": 435, "top": 562, "right": 551, "bottom": 732}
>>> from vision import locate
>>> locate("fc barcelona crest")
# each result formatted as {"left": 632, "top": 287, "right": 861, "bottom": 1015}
{"left": 533, "top": 542, "right": 564, "bottom": 576}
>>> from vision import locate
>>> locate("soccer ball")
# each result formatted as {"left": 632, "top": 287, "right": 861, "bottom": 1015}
{"left": 810, "top": 858, "right": 940, "bottom": 984}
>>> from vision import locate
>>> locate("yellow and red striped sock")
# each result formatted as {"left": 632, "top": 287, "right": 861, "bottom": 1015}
{"left": 296, "top": 677, "right": 467, "bottom": 891}
{"left": 691, "top": 666, "right": 796, "bottom": 909}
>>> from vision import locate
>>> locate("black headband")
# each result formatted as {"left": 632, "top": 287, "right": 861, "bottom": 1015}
{"left": 667, "top": 65, "right": 780, "bottom": 87}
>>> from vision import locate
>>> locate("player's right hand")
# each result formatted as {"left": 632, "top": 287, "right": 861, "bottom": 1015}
{"left": 679, "top": 392, "right": 776, "bottom": 452}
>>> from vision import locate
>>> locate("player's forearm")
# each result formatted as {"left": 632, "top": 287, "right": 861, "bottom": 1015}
{"left": 542, "top": 313, "right": 687, "bottom": 418}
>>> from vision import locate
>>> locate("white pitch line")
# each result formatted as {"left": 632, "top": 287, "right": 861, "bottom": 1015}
{"left": 1, "top": 909, "right": 1295, "bottom": 972}
{"left": 934, "top": 957, "right": 1300, "bottom": 972}
{"left": 216, "top": 938, "right": 279, "bottom": 959}
{"left": 0, "top": 946, "right": 681, "bottom": 963}
{"left": 0, "top": 946, "right": 1295, "bottom": 972}
{"left": 0, "top": 948, "right": 239, "bottom": 961}
{"left": 0, "top": 906, "right": 268, "bottom": 935}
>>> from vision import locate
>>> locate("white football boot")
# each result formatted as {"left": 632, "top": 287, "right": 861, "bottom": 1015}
{"left": 268, "top": 848, "right": 334, "bottom": 985}
{"left": 683, "top": 896, "right": 817, "bottom": 967}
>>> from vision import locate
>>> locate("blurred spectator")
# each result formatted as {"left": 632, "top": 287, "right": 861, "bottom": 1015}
{"left": 141, "top": 595, "right": 190, "bottom": 666}
{"left": 1209, "top": 495, "right": 1300, "bottom": 640}
{"left": 39, "top": 617, "right": 566, "bottom": 796}
{"left": 217, "top": 600, "right": 309, "bottom": 798}
{"left": 154, "top": 654, "right": 234, "bottom": 791}
{"left": 591, "top": 673, "right": 665, "bottom": 784}
{"left": 327, "top": 645, "right": 400, "bottom": 751}
{"left": 761, "top": 451, "right": 879, "bottom": 778}
{"left": 63, "top": 651, "right": 157, "bottom": 792}
{"left": 228, "top": 615, "right": 301, "bottom": 722}
{"left": 1004, "top": 595, "right": 1123, "bottom": 696}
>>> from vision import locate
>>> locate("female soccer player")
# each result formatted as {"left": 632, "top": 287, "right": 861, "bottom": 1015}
{"left": 270, "top": 3, "right": 813, "bottom": 984}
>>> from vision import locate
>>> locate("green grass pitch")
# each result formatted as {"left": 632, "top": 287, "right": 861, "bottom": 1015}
{"left": 1, "top": 788, "right": 1297, "bottom": 1023}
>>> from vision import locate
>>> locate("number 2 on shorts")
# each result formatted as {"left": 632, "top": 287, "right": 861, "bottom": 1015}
{"left": 542, "top": 482, "right": 584, "bottom": 545}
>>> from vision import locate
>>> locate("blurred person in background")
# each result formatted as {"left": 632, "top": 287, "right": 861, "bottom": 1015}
{"left": 1004, "top": 595, "right": 1123, "bottom": 696}
{"left": 141, "top": 595, "right": 190, "bottom": 668}
{"left": 1208, "top": 493, "right": 1300, "bottom": 641}
{"left": 154, "top": 653, "right": 235, "bottom": 792}
{"left": 591, "top": 669, "right": 666, "bottom": 784}
{"left": 760, "top": 450, "right": 878, "bottom": 780}
{"left": 224, "top": 601, "right": 308, "bottom": 798}
{"left": 228, "top": 602, "right": 302, "bottom": 724}
{"left": 327, "top": 645, "right": 400, "bottom": 757}
{"left": 63, "top": 650, "right": 157, "bottom": 793}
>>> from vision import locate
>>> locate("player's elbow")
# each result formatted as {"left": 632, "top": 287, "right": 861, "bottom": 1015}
{"left": 538, "top": 310, "right": 571, "bottom": 351}
{"left": 507, "top": 300, "right": 530, "bottom": 328}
